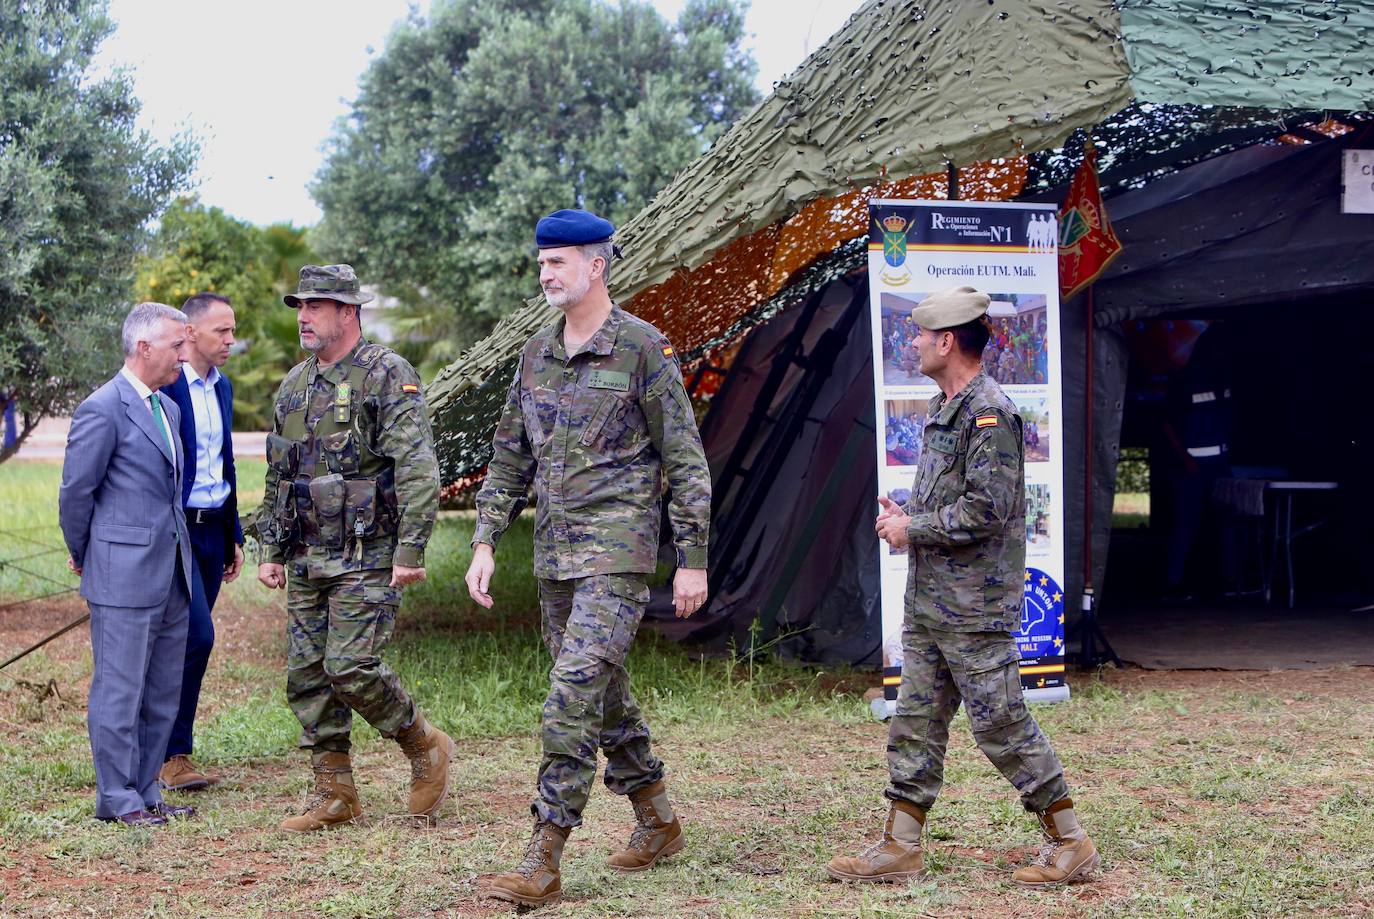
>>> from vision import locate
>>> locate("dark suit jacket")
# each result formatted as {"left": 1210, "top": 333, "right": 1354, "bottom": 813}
{"left": 59, "top": 372, "right": 194, "bottom": 608}
{"left": 161, "top": 369, "right": 244, "bottom": 562}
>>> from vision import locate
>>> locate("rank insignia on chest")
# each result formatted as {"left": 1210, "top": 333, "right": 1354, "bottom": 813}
{"left": 587, "top": 370, "right": 630, "bottom": 392}
{"left": 334, "top": 382, "right": 352, "bottom": 423}
{"left": 975, "top": 414, "right": 999, "bottom": 428}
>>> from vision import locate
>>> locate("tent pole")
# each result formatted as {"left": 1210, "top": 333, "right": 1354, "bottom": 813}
{"left": 1079, "top": 284, "right": 1121, "bottom": 668}
{"left": 1085, "top": 285, "right": 1093, "bottom": 594}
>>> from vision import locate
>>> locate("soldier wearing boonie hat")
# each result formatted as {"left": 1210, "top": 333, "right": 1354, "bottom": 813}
{"left": 827, "top": 286, "right": 1100, "bottom": 888}
{"left": 255, "top": 264, "right": 452, "bottom": 832}
{"left": 469, "top": 209, "right": 712, "bottom": 907}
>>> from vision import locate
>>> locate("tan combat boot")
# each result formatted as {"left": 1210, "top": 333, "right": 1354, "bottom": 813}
{"left": 279, "top": 751, "right": 363, "bottom": 833}
{"left": 826, "top": 799, "right": 926, "bottom": 883}
{"left": 1012, "top": 797, "right": 1100, "bottom": 887}
{"left": 482, "top": 822, "right": 569, "bottom": 907}
{"left": 607, "top": 780, "right": 685, "bottom": 871}
{"left": 395, "top": 712, "right": 454, "bottom": 821}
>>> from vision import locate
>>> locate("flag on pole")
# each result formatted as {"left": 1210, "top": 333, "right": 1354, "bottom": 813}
{"left": 1057, "top": 140, "right": 1122, "bottom": 300}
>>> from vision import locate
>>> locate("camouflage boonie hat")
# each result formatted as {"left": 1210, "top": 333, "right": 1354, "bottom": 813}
{"left": 283, "top": 264, "right": 375, "bottom": 308}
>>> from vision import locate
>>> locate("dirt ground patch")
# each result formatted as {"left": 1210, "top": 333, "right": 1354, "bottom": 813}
{"left": 3, "top": 592, "right": 1373, "bottom": 918}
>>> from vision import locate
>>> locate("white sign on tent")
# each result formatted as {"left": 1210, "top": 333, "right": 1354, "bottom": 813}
{"left": 867, "top": 199, "right": 1069, "bottom": 719}
{"left": 1342, "top": 150, "right": 1374, "bottom": 214}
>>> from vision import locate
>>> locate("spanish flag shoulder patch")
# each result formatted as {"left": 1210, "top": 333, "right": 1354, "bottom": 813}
{"left": 659, "top": 337, "right": 675, "bottom": 358}
{"left": 402, "top": 383, "right": 420, "bottom": 394}
{"left": 975, "top": 414, "right": 999, "bottom": 428}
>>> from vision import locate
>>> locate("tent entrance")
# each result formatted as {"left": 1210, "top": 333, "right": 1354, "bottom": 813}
{"left": 1095, "top": 296, "right": 1374, "bottom": 669}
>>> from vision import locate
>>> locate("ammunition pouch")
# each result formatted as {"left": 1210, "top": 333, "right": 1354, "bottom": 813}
{"left": 345, "top": 480, "right": 383, "bottom": 544}
{"left": 320, "top": 430, "right": 362, "bottom": 477}
{"left": 306, "top": 473, "right": 347, "bottom": 549}
{"left": 258, "top": 480, "right": 299, "bottom": 549}
{"left": 265, "top": 432, "right": 300, "bottom": 476}
{"left": 263, "top": 433, "right": 304, "bottom": 550}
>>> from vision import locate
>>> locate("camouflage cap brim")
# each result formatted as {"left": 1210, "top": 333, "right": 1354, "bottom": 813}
{"left": 283, "top": 290, "right": 376, "bottom": 308}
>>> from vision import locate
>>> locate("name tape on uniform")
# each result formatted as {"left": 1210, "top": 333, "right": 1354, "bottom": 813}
{"left": 588, "top": 370, "right": 631, "bottom": 392}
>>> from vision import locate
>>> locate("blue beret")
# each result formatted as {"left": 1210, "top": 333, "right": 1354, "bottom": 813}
{"left": 535, "top": 208, "right": 615, "bottom": 249}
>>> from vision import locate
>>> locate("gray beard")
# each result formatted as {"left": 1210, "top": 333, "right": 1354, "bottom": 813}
{"left": 545, "top": 276, "right": 590, "bottom": 310}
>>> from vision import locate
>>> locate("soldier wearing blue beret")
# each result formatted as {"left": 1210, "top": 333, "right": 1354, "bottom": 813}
{"left": 469, "top": 209, "right": 712, "bottom": 907}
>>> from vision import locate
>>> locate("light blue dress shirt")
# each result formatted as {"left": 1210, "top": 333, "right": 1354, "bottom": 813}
{"left": 184, "top": 364, "right": 231, "bottom": 510}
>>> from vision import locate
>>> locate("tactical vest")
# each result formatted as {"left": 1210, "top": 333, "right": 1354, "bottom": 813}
{"left": 262, "top": 343, "right": 399, "bottom": 559}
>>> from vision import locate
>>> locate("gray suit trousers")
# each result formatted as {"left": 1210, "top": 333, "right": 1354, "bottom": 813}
{"left": 87, "top": 554, "right": 190, "bottom": 819}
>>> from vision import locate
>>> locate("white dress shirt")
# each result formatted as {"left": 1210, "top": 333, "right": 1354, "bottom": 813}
{"left": 182, "top": 363, "right": 231, "bottom": 509}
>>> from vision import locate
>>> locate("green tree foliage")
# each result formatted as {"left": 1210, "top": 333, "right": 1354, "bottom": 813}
{"left": 0, "top": 0, "right": 196, "bottom": 462}
{"left": 312, "top": 0, "right": 759, "bottom": 374}
{"left": 135, "top": 200, "right": 317, "bottom": 430}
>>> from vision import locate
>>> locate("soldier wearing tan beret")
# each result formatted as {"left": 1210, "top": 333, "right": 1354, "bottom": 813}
{"left": 827, "top": 286, "right": 1099, "bottom": 888}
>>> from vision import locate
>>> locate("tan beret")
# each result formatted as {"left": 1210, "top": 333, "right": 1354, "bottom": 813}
{"left": 911, "top": 286, "right": 991, "bottom": 329}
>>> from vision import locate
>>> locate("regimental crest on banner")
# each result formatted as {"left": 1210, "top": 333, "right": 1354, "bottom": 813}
{"left": 879, "top": 213, "right": 912, "bottom": 286}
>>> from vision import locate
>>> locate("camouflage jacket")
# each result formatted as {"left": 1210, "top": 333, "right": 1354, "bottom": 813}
{"left": 903, "top": 371, "right": 1025, "bottom": 632}
{"left": 258, "top": 338, "right": 439, "bottom": 577}
{"left": 474, "top": 305, "right": 711, "bottom": 580}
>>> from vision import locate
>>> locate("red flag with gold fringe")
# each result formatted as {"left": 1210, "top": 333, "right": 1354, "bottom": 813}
{"left": 1057, "top": 141, "right": 1122, "bottom": 300}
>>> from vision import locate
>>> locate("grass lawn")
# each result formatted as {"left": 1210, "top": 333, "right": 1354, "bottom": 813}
{"left": 2, "top": 462, "right": 1372, "bottom": 918}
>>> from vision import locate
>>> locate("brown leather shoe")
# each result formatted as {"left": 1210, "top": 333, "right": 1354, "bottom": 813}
{"left": 607, "top": 780, "right": 685, "bottom": 871}
{"left": 395, "top": 712, "right": 453, "bottom": 821}
{"left": 482, "top": 822, "right": 569, "bottom": 908}
{"left": 158, "top": 754, "right": 218, "bottom": 792}
{"left": 1012, "top": 798, "right": 1101, "bottom": 887}
{"left": 279, "top": 751, "right": 363, "bottom": 833}
{"left": 826, "top": 799, "right": 926, "bottom": 883}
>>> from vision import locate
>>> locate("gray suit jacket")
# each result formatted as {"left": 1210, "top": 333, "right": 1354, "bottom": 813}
{"left": 59, "top": 372, "right": 193, "bottom": 608}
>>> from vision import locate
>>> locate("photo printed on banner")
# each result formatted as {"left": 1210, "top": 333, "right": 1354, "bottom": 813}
{"left": 1013, "top": 395, "right": 1051, "bottom": 463}
{"left": 883, "top": 398, "right": 931, "bottom": 467}
{"left": 1026, "top": 483, "right": 1052, "bottom": 554}
{"left": 880, "top": 291, "right": 1049, "bottom": 386}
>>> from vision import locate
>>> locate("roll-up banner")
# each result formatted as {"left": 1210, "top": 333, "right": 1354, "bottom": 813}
{"left": 869, "top": 199, "right": 1069, "bottom": 716}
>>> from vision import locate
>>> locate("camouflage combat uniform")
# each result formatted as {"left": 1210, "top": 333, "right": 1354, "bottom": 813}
{"left": 888, "top": 370, "right": 1069, "bottom": 813}
{"left": 474, "top": 305, "right": 711, "bottom": 829}
{"left": 257, "top": 338, "right": 439, "bottom": 753}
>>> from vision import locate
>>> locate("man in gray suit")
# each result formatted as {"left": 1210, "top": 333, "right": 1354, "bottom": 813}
{"left": 59, "top": 302, "right": 197, "bottom": 827}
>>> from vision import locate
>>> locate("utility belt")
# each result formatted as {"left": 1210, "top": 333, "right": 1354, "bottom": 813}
{"left": 261, "top": 432, "right": 398, "bottom": 559}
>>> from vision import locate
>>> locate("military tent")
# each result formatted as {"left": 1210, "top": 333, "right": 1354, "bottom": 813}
{"left": 425, "top": 0, "right": 1374, "bottom": 663}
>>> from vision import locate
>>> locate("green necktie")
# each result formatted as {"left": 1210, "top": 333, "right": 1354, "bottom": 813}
{"left": 149, "top": 392, "right": 174, "bottom": 459}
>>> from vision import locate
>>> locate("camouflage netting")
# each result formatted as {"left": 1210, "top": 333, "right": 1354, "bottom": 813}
{"left": 428, "top": 0, "right": 1374, "bottom": 485}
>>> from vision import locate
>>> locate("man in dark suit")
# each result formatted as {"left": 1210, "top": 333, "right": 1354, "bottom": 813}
{"left": 59, "top": 302, "right": 196, "bottom": 827}
{"left": 157, "top": 292, "right": 245, "bottom": 791}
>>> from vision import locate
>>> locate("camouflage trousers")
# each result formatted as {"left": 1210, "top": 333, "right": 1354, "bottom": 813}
{"left": 533, "top": 573, "right": 664, "bottom": 829}
{"left": 285, "top": 564, "right": 417, "bottom": 753}
{"left": 886, "top": 621, "right": 1068, "bottom": 814}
